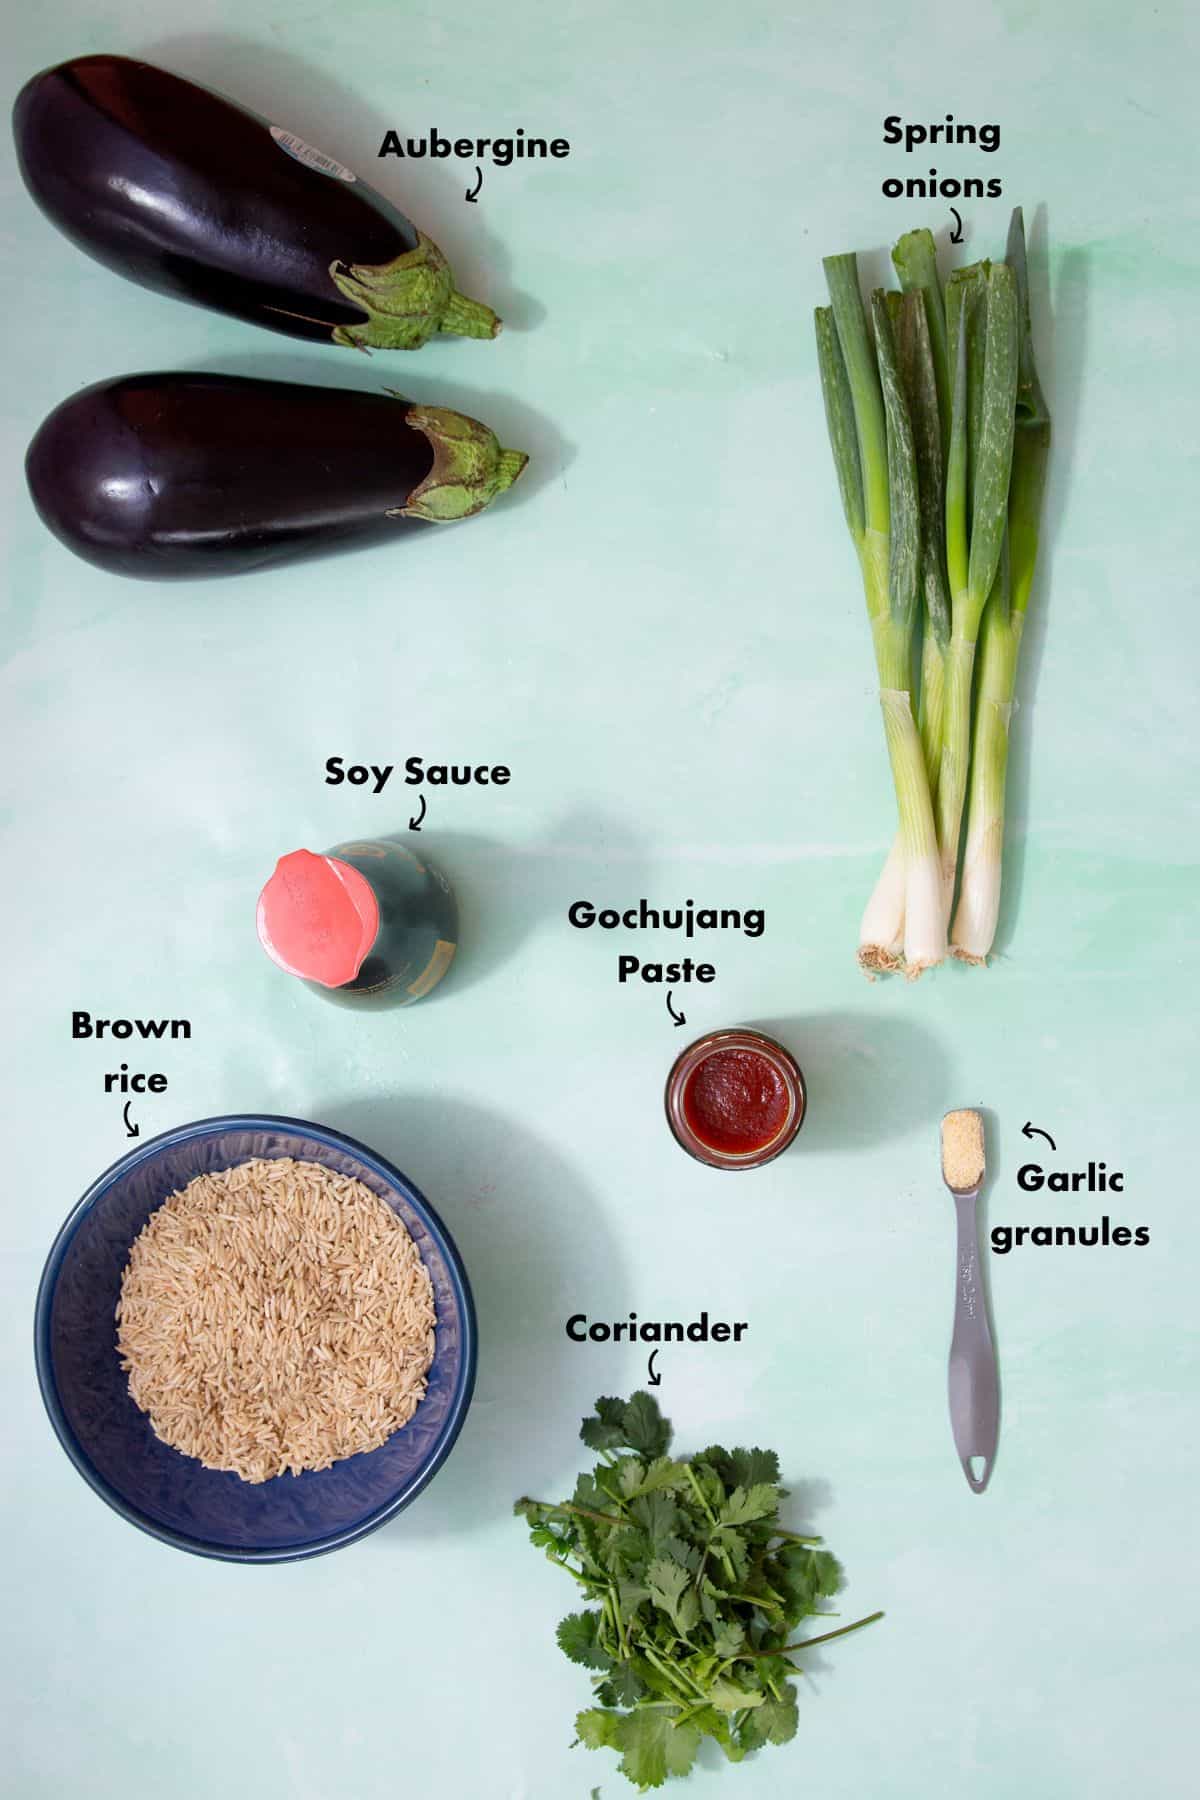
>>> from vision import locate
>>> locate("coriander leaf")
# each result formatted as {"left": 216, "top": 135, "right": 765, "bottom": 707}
{"left": 573, "top": 1471, "right": 606, "bottom": 1511}
{"left": 710, "top": 1526, "right": 749, "bottom": 1582}
{"left": 617, "top": 1709, "right": 702, "bottom": 1790}
{"left": 738, "top": 1686, "right": 799, "bottom": 1750}
{"left": 699, "top": 1578, "right": 724, "bottom": 1628}
{"left": 647, "top": 1559, "right": 689, "bottom": 1613}
{"left": 659, "top": 1535, "right": 702, "bottom": 1575}
{"left": 718, "top": 1484, "right": 779, "bottom": 1528}
{"left": 582, "top": 1397, "right": 633, "bottom": 1453}
{"left": 621, "top": 1392, "right": 672, "bottom": 1459}
{"left": 576, "top": 1708, "right": 622, "bottom": 1751}
{"left": 557, "top": 1611, "right": 613, "bottom": 1671}
{"left": 700, "top": 1444, "right": 782, "bottom": 1491}
{"left": 691, "top": 1461, "right": 726, "bottom": 1513}
{"left": 675, "top": 1589, "right": 701, "bottom": 1637}
{"left": 698, "top": 1443, "right": 731, "bottom": 1473}
{"left": 636, "top": 1455, "right": 689, "bottom": 1496}
{"left": 706, "top": 1677, "right": 767, "bottom": 1713}
{"left": 692, "top": 1707, "right": 745, "bottom": 1764}
{"left": 629, "top": 1492, "right": 680, "bottom": 1544}
{"left": 617, "top": 1580, "right": 650, "bottom": 1614}
{"left": 616, "top": 1457, "right": 646, "bottom": 1499}
{"left": 712, "top": 1619, "right": 745, "bottom": 1658}
{"left": 646, "top": 1558, "right": 699, "bottom": 1637}
{"left": 810, "top": 1549, "right": 843, "bottom": 1598}
{"left": 729, "top": 1447, "right": 781, "bottom": 1489}
{"left": 596, "top": 1661, "right": 646, "bottom": 1707}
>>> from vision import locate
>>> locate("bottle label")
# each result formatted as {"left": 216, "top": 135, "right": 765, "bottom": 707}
{"left": 407, "top": 938, "right": 457, "bottom": 1001}
{"left": 270, "top": 126, "right": 358, "bottom": 183}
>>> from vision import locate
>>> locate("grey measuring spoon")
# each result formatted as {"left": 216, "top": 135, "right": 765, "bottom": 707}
{"left": 941, "top": 1110, "right": 999, "bottom": 1493}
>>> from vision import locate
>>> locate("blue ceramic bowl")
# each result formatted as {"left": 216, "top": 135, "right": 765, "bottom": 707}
{"left": 35, "top": 1115, "right": 476, "bottom": 1562}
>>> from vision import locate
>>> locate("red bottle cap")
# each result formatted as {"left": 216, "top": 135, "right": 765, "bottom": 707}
{"left": 256, "top": 850, "right": 380, "bottom": 988}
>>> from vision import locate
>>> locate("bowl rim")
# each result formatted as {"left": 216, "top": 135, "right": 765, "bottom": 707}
{"left": 33, "top": 1112, "right": 478, "bottom": 1564}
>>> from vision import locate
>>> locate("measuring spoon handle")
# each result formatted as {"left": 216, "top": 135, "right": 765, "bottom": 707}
{"left": 948, "top": 1191, "right": 999, "bottom": 1493}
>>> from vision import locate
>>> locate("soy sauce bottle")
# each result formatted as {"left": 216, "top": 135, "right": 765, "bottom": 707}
{"left": 256, "top": 838, "right": 457, "bottom": 1007}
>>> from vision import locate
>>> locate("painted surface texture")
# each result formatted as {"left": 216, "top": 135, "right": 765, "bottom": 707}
{"left": 2, "top": 1, "right": 1197, "bottom": 1795}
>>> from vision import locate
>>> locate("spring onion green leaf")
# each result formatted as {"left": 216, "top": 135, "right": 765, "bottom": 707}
{"left": 891, "top": 227, "right": 950, "bottom": 448}
{"left": 872, "top": 290, "right": 920, "bottom": 636}
{"left": 822, "top": 254, "right": 889, "bottom": 536}
{"left": 814, "top": 307, "right": 865, "bottom": 543}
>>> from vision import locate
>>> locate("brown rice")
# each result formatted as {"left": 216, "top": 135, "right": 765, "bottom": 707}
{"left": 115, "top": 1157, "right": 436, "bottom": 1483}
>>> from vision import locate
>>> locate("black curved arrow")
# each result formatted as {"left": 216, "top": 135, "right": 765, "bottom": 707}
{"left": 123, "top": 1101, "right": 140, "bottom": 1139}
{"left": 409, "top": 793, "right": 427, "bottom": 832}
{"left": 465, "top": 165, "right": 482, "bottom": 203}
{"left": 949, "top": 206, "right": 964, "bottom": 244}
{"left": 666, "top": 991, "right": 686, "bottom": 1027}
{"left": 1022, "top": 1120, "right": 1056, "bottom": 1151}
{"left": 647, "top": 1349, "right": 661, "bottom": 1387}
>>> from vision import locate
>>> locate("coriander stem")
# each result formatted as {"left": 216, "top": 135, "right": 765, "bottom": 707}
{"left": 768, "top": 1528, "right": 823, "bottom": 1543}
{"left": 643, "top": 1642, "right": 705, "bottom": 1704}
{"left": 608, "top": 1581, "right": 631, "bottom": 1661}
{"left": 518, "top": 1497, "right": 630, "bottom": 1529}
{"left": 684, "top": 1462, "right": 718, "bottom": 1527}
{"left": 723, "top": 1591, "right": 784, "bottom": 1613}
{"left": 736, "top": 1610, "right": 884, "bottom": 1658}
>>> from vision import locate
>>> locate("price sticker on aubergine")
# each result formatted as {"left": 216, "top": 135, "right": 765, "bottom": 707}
{"left": 269, "top": 126, "right": 358, "bottom": 182}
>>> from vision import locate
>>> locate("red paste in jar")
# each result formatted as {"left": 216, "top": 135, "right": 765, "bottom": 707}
{"left": 681, "top": 1047, "right": 790, "bottom": 1156}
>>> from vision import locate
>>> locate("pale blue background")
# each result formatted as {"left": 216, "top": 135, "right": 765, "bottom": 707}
{"left": 2, "top": 2, "right": 1197, "bottom": 1795}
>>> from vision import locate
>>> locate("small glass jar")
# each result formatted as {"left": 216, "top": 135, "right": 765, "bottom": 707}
{"left": 257, "top": 837, "right": 457, "bottom": 1007}
{"left": 665, "top": 1027, "right": 805, "bottom": 1169}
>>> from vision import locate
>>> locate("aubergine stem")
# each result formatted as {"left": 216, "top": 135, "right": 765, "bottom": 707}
{"left": 396, "top": 404, "right": 528, "bottom": 521}
{"left": 331, "top": 231, "right": 500, "bottom": 350}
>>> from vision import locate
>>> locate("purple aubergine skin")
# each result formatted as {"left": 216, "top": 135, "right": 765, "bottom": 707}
{"left": 25, "top": 374, "right": 439, "bottom": 579}
{"left": 12, "top": 55, "right": 499, "bottom": 348}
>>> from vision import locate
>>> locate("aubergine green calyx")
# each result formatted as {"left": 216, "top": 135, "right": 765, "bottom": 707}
{"left": 397, "top": 403, "right": 529, "bottom": 522}
{"left": 515, "top": 1392, "right": 882, "bottom": 1792}
{"left": 816, "top": 207, "right": 1047, "bottom": 976}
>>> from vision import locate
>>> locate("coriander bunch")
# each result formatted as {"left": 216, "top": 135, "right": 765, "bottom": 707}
{"left": 516, "top": 1392, "right": 881, "bottom": 1792}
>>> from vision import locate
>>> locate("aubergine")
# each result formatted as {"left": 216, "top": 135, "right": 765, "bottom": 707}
{"left": 25, "top": 373, "right": 528, "bottom": 579}
{"left": 13, "top": 54, "right": 500, "bottom": 350}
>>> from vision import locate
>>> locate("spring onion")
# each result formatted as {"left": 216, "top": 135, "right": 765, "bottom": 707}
{"left": 859, "top": 275, "right": 952, "bottom": 964}
{"left": 817, "top": 209, "right": 1049, "bottom": 975}
{"left": 952, "top": 210, "right": 1051, "bottom": 960}
{"left": 819, "top": 257, "right": 945, "bottom": 973}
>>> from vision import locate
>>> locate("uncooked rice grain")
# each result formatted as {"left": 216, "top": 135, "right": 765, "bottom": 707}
{"left": 116, "top": 1157, "right": 436, "bottom": 1483}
